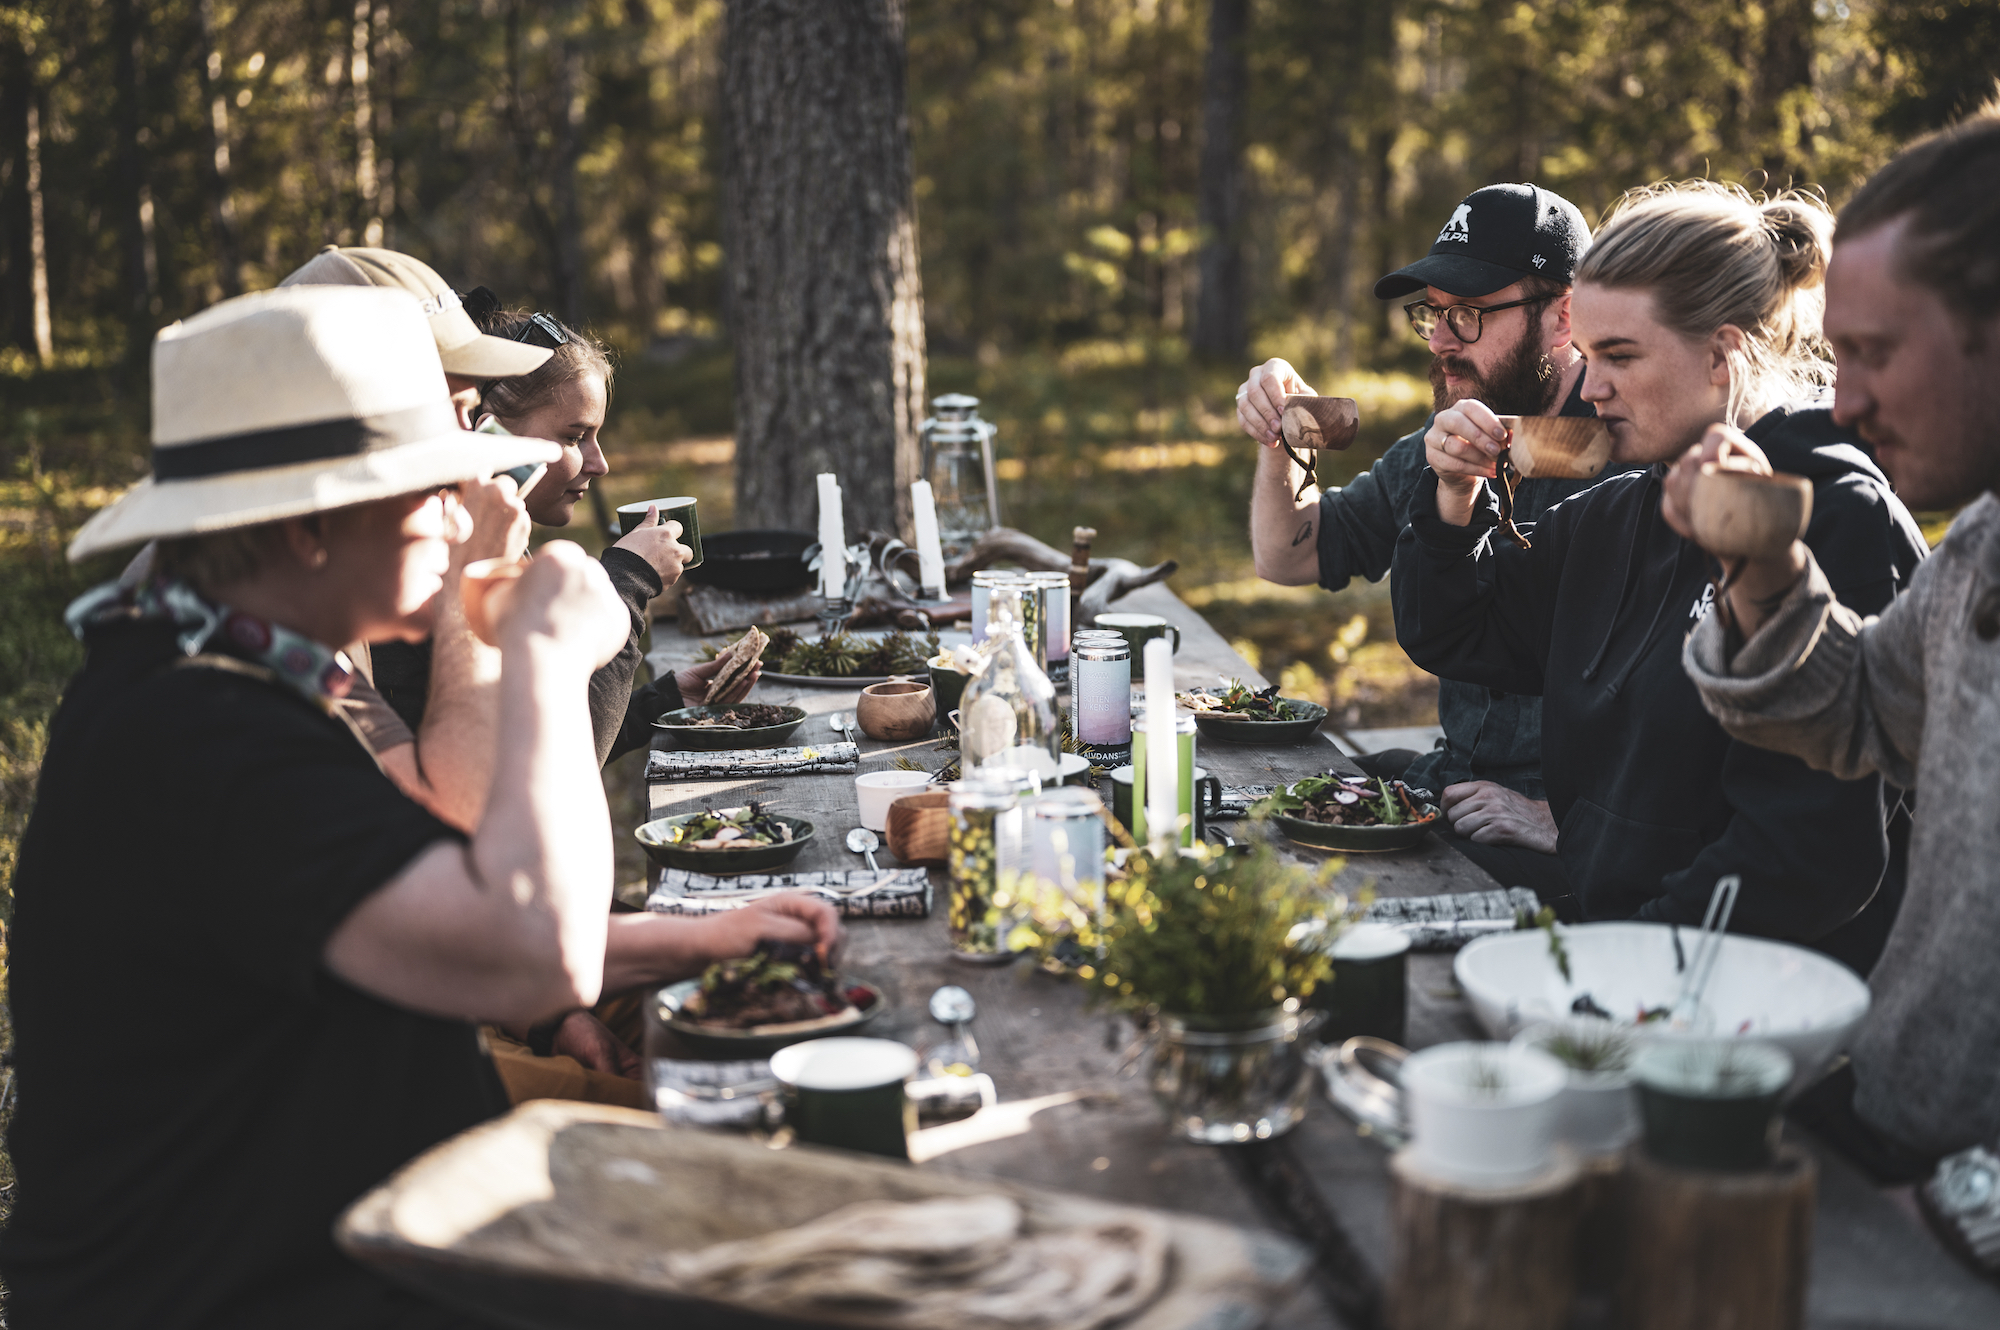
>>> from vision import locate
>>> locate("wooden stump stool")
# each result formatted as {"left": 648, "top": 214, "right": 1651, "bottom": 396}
{"left": 1385, "top": 1149, "right": 1586, "bottom": 1330}
{"left": 1614, "top": 1146, "right": 1815, "bottom": 1330}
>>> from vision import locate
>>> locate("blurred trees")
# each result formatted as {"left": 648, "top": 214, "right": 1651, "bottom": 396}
{"left": 0, "top": 0, "right": 1987, "bottom": 386}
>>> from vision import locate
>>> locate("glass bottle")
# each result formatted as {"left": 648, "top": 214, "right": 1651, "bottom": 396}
{"left": 957, "top": 584, "right": 1061, "bottom": 780}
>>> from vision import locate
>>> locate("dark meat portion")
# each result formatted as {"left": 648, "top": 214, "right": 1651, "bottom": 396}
{"left": 682, "top": 940, "right": 857, "bottom": 1030}
{"left": 685, "top": 704, "right": 794, "bottom": 729}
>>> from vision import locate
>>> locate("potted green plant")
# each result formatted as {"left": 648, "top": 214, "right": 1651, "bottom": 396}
{"left": 1513, "top": 1019, "right": 1641, "bottom": 1157}
{"left": 1631, "top": 1039, "right": 1793, "bottom": 1171}
{"left": 1012, "top": 841, "right": 1346, "bottom": 1143}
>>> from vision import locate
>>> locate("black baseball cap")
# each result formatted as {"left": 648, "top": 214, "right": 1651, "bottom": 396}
{"left": 1373, "top": 184, "right": 1591, "bottom": 300}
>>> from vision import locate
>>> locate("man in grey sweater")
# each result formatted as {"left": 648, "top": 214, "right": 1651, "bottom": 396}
{"left": 1668, "top": 109, "right": 2000, "bottom": 1262}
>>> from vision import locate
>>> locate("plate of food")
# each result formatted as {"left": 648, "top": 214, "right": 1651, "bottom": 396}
{"left": 635, "top": 805, "right": 816, "bottom": 874}
{"left": 655, "top": 940, "right": 887, "bottom": 1055}
{"left": 1179, "top": 681, "right": 1328, "bottom": 745}
{"left": 748, "top": 626, "right": 946, "bottom": 687}
{"left": 1256, "top": 774, "right": 1440, "bottom": 852}
{"left": 651, "top": 703, "right": 807, "bottom": 750}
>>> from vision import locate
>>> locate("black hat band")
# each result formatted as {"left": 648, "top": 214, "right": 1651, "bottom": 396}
{"left": 151, "top": 403, "right": 455, "bottom": 481}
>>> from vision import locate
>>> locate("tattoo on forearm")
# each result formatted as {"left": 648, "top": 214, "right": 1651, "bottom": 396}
{"left": 1291, "top": 520, "right": 1314, "bottom": 547}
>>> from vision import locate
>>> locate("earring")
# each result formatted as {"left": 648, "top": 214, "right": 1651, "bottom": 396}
{"left": 308, "top": 548, "right": 330, "bottom": 570}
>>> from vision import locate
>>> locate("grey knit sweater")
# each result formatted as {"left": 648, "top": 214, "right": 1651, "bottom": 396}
{"left": 1684, "top": 494, "right": 1998, "bottom": 1158}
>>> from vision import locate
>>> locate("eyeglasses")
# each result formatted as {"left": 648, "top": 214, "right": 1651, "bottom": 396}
{"left": 1404, "top": 294, "right": 1551, "bottom": 343}
{"left": 509, "top": 312, "right": 571, "bottom": 350}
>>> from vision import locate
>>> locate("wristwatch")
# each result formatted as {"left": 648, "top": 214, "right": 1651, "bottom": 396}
{"left": 1923, "top": 1144, "right": 2000, "bottom": 1271}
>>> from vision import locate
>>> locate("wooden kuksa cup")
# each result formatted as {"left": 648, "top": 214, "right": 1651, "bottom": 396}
{"left": 1278, "top": 395, "right": 1361, "bottom": 452}
{"left": 1688, "top": 466, "right": 1814, "bottom": 560}
{"left": 460, "top": 557, "right": 526, "bottom": 647}
{"left": 1497, "top": 416, "right": 1613, "bottom": 479}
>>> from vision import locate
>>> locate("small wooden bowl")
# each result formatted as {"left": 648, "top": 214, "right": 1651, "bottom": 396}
{"left": 1278, "top": 395, "right": 1361, "bottom": 451}
{"left": 1689, "top": 467, "right": 1814, "bottom": 559}
{"left": 855, "top": 676, "right": 935, "bottom": 741}
{"left": 460, "top": 558, "right": 525, "bottom": 646}
{"left": 884, "top": 790, "right": 951, "bottom": 867}
{"left": 1499, "top": 416, "right": 1613, "bottom": 479}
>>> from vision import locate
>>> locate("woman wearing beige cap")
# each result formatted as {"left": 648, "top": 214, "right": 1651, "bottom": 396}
{"left": 1, "top": 286, "right": 835, "bottom": 1328}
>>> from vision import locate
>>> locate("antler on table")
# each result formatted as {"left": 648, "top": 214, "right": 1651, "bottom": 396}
{"left": 943, "top": 527, "right": 1176, "bottom": 623}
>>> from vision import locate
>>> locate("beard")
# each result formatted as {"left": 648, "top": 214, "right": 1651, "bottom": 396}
{"left": 1429, "top": 331, "right": 1562, "bottom": 416}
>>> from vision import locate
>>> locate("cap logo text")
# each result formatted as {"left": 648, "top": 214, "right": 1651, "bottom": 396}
{"left": 1532, "top": 254, "right": 1546, "bottom": 268}
{"left": 1438, "top": 203, "right": 1473, "bottom": 244}
{"left": 418, "top": 289, "right": 462, "bottom": 318}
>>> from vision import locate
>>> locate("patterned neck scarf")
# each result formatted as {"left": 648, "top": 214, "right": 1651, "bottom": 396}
{"left": 66, "top": 571, "right": 356, "bottom": 713}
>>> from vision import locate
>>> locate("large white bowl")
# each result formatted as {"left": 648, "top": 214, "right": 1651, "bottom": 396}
{"left": 1453, "top": 922, "right": 1869, "bottom": 1097}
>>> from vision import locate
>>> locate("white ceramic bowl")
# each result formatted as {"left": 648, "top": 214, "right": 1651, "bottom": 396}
{"left": 1511, "top": 1020, "right": 1640, "bottom": 1157}
{"left": 1455, "top": 922, "right": 1869, "bottom": 1097}
{"left": 1402, "top": 1042, "right": 1567, "bottom": 1188}
{"left": 855, "top": 770, "right": 936, "bottom": 832}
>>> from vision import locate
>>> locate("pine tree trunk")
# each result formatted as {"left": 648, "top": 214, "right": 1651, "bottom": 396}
{"left": 1, "top": 30, "right": 32, "bottom": 353}
{"left": 722, "top": 0, "right": 926, "bottom": 539}
{"left": 1755, "top": 0, "right": 1815, "bottom": 185}
{"left": 111, "top": 0, "right": 154, "bottom": 373}
{"left": 1192, "top": 0, "right": 1248, "bottom": 360}
{"left": 350, "top": 0, "right": 382, "bottom": 245}
{"left": 198, "top": 0, "right": 243, "bottom": 298}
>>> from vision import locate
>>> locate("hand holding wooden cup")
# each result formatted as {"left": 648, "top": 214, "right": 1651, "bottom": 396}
{"left": 460, "top": 556, "right": 526, "bottom": 647}
{"left": 1661, "top": 424, "right": 1813, "bottom": 561}
{"left": 1278, "top": 395, "right": 1361, "bottom": 453}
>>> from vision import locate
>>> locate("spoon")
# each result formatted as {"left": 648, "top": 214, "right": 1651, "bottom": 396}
{"left": 828, "top": 712, "right": 854, "bottom": 741}
{"left": 845, "top": 827, "right": 881, "bottom": 872}
{"left": 929, "top": 985, "right": 977, "bottom": 1025}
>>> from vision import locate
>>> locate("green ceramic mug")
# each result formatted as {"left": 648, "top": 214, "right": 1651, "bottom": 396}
{"left": 767, "top": 1037, "right": 919, "bottom": 1160}
{"left": 1107, "top": 763, "right": 1222, "bottom": 845}
{"left": 617, "top": 496, "right": 703, "bottom": 568}
{"left": 1092, "top": 613, "right": 1179, "bottom": 680}
{"left": 1310, "top": 922, "right": 1411, "bottom": 1046}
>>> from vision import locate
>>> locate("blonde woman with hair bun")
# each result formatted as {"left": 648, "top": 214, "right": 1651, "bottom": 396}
{"left": 1394, "top": 179, "right": 1928, "bottom": 974}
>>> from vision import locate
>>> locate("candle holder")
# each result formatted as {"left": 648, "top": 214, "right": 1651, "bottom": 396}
{"left": 816, "top": 593, "right": 854, "bottom": 641}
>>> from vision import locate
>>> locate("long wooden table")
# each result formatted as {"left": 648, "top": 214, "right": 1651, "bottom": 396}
{"left": 642, "top": 583, "right": 2000, "bottom": 1330}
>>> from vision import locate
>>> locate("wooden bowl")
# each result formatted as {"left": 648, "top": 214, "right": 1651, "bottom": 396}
{"left": 1499, "top": 416, "right": 1613, "bottom": 479}
{"left": 1278, "top": 395, "right": 1360, "bottom": 451}
{"left": 855, "top": 676, "right": 935, "bottom": 741}
{"left": 884, "top": 789, "right": 951, "bottom": 867}
{"left": 460, "top": 557, "right": 525, "bottom": 646}
{"left": 1688, "top": 467, "right": 1813, "bottom": 559}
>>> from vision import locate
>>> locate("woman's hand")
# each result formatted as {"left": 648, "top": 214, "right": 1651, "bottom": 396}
{"left": 612, "top": 506, "right": 694, "bottom": 586}
{"left": 549, "top": 1010, "right": 641, "bottom": 1080}
{"left": 702, "top": 893, "right": 846, "bottom": 968}
{"left": 1424, "top": 399, "right": 1509, "bottom": 527}
{"left": 1235, "top": 358, "right": 1315, "bottom": 446}
{"left": 1441, "top": 781, "right": 1559, "bottom": 855}
{"left": 676, "top": 653, "right": 763, "bottom": 706}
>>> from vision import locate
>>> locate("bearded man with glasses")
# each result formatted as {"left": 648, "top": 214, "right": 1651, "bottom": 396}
{"left": 1237, "top": 184, "right": 1623, "bottom": 904}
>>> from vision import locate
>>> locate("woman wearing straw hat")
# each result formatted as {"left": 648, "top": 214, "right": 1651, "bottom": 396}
{"left": 0, "top": 286, "right": 832, "bottom": 1327}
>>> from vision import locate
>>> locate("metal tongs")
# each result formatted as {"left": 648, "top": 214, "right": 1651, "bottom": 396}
{"left": 1669, "top": 874, "right": 1741, "bottom": 1031}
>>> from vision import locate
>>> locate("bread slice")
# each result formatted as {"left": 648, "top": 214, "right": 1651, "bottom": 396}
{"left": 707, "top": 625, "right": 768, "bottom": 700}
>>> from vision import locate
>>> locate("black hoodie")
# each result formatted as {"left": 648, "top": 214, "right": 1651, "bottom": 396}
{"left": 1392, "top": 404, "right": 1928, "bottom": 941}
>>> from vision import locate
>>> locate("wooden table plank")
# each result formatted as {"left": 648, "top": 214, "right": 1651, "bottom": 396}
{"left": 640, "top": 589, "right": 1994, "bottom": 1328}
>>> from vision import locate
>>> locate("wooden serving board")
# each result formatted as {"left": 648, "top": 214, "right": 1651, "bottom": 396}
{"left": 339, "top": 1100, "right": 1312, "bottom": 1330}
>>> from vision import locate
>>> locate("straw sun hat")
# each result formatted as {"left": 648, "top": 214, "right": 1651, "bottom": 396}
{"left": 67, "top": 286, "right": 560, "bottom": 563}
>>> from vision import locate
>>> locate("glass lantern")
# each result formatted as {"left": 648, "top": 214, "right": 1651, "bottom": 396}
{"left": 919, "top": 393, "right": 1000, "bottom": 559}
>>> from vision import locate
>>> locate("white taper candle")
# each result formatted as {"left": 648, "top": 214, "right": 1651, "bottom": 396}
{"left": 1143, "top": 638, "right": 1178, "bottom": 854}
{"left": 910, "top": 480, "right": 947, "bottom": 598}
{"left": 816, "top": 473, "right": 845, "bottom": 598}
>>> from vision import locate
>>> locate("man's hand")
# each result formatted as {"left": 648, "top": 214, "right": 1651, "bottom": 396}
{"left": 1661, "top": 424, "right": 1808, "bottom": 639}
{"left": 550, "top": 1010, "right": 641, "bottom": 1080}
{"left": 677, "top": 653, "right": 763, "bottom": 706}
{"left": 1424, "top": 398, "right": 1509, "bottom": 527}
{"left": 449, "top": 476, "right": 532, "bottom": 574}
{"left": 1236, "top": 358, "right": 1315, "bottom": 446}
{"left": 702, "top": 893, "right": 846, "bottom": 968}
{"left": 612, "top": 506, "right": 694, "bottom": 586}
{"left": 1441, "top": 781, "right": 1559, "bottom": 855}
{"left": 500, "top": 541, "right": 630, "bottom": 669}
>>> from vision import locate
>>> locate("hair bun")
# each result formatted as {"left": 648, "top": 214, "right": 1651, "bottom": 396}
{"left": 1760, "top": 197, "right": 1832, "bottom": 291}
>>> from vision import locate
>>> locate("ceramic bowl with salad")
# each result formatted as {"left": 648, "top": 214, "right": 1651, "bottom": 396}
{"left": 1177, "top": 680, "right": 1328, "bottom": 745}
{"left": 1255, "top": 773, "right": 1440, "bottom": 852}
{"left": 634, "top": 804, "right": 815, "bottom": 874}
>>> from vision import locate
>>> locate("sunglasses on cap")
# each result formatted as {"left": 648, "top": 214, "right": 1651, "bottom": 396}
{"left": 509, "top": 312, "right": 571, "bottom": 350}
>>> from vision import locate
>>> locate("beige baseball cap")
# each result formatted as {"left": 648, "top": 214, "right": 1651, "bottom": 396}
{"left": 279, "top": 245, "right": 553, "bottom": 379}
